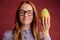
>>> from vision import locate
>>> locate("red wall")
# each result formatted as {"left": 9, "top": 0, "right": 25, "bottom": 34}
{"left": 0, "top": 0, "right": 60, "bottom": 40}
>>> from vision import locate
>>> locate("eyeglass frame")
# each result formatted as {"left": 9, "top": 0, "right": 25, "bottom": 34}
{"left": 18, "top": 10, "right": 34, "bottom": 16}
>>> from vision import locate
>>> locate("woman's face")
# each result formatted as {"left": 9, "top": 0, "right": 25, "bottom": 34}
{"left": 19, "top": 3, "right": 33, "bottom": 25}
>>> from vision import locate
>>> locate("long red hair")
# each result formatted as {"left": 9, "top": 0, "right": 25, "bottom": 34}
{"left": 13, "top": 0, "right": 40, "bottom": 40}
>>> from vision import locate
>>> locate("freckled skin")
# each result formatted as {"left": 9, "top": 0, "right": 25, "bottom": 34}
{"left": 19, "top": 3, "right": 33, "bottom": 25}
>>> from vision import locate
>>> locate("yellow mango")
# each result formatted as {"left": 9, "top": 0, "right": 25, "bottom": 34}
{"left": 40, "top": 8, "right": 50, "bottom": 19}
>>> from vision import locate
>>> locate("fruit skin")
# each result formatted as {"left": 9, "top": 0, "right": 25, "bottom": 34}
{"left": 40, "top": 8, "right": 50, "bottom": 19}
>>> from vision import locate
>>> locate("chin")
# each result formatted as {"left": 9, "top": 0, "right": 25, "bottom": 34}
{"left": 22, "top": 22, "right": 31, "bottom": 25}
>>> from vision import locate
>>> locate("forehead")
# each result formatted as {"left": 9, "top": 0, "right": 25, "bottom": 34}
{"left": 19, "top": 3, "right": 33, "bottom": 11}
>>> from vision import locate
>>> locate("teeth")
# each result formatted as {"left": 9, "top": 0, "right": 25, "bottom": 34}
{"left": 40, "top": 8, "right": 50, "bottom": 19}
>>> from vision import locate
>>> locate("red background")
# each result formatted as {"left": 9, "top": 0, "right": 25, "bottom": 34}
{"left": 0, "top": 0, "right": 60, "bottom": 40}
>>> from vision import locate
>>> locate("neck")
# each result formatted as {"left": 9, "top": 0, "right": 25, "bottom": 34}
{"left": 21, "top": 24, "right": 31, "bottom": 30}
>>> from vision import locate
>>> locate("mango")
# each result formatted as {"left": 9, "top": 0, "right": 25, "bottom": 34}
{"left": 40, "top": 8, "right": 50, "bottom": 19}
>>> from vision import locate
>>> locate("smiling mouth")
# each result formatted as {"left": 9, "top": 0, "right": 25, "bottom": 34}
{"left": 23, "top": 18, "right": 28, "bottom": 20}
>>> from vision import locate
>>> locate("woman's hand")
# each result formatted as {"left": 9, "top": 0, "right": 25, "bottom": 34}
{"left": 40, "top": 8, "right": 51, "bottom": 40}
{"left": 41, "top": 16, "right": 50, "bottom": 37}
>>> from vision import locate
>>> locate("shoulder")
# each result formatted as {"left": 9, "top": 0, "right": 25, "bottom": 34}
{"left": 3, "top": 30, "right": 13, "bottom": 39}
{"left": 39, "top": 31, "right": 51, "bottom": 40}
{"left": 3, "top": 30, "right": 13, "bottom": 35}
{"left": 3, "top": 30, "right": 13, "bottom": 40}
{"left": 39, "top": 31, "right": 43, "bottom": 39}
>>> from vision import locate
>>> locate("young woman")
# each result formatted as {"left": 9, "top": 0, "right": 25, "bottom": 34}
{"left": 3, "top": 0, "right": 51, "bottom": 40}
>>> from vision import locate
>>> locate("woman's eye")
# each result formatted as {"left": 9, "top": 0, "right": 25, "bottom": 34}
{"left": 28, "top": 11, "right": 33, "bottom": 13}
{"left": 29, "top": 12, "right": 31, "bottom": 13}
{"left": 20, "top": 11, "right": 24, "bottom": 13}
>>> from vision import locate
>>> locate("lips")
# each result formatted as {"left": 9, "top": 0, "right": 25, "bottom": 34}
{"left": 23, "top": 18, "right": 28, "bottom": 20}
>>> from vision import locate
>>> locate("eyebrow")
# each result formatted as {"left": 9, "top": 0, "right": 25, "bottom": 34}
{"left": 18, "top": 10, "right": 33, "bottom": 11}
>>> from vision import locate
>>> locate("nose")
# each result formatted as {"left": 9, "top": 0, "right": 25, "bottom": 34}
{"left": 24, "top": 13, "right": 28, "bottom": 17}
{"left": 24, "top": 11, "right": 28, "bottom": 17}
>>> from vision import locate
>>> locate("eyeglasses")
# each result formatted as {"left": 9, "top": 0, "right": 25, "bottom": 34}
{"left": 19, "top": 10, "right": 33, "bottom": 16}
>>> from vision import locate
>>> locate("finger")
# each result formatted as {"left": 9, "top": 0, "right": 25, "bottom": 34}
{"left": 44, "top": 17, "right": 47, "bottom": 26}
{"left": 41, "top": 18, "right": 44, "bottom": 26}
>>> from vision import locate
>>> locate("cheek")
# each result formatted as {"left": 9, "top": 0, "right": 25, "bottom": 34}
{"left": 19, "top": 16, "right": 33, "bottom": 23}
{"left": 29, "top": 16, "right": 33, "bottom": 21}
{"left": 19, "top": 16, "right": 23, "bottom": 22}
{"left": 28, "top": 16, "right": 33, "bottom": 23}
